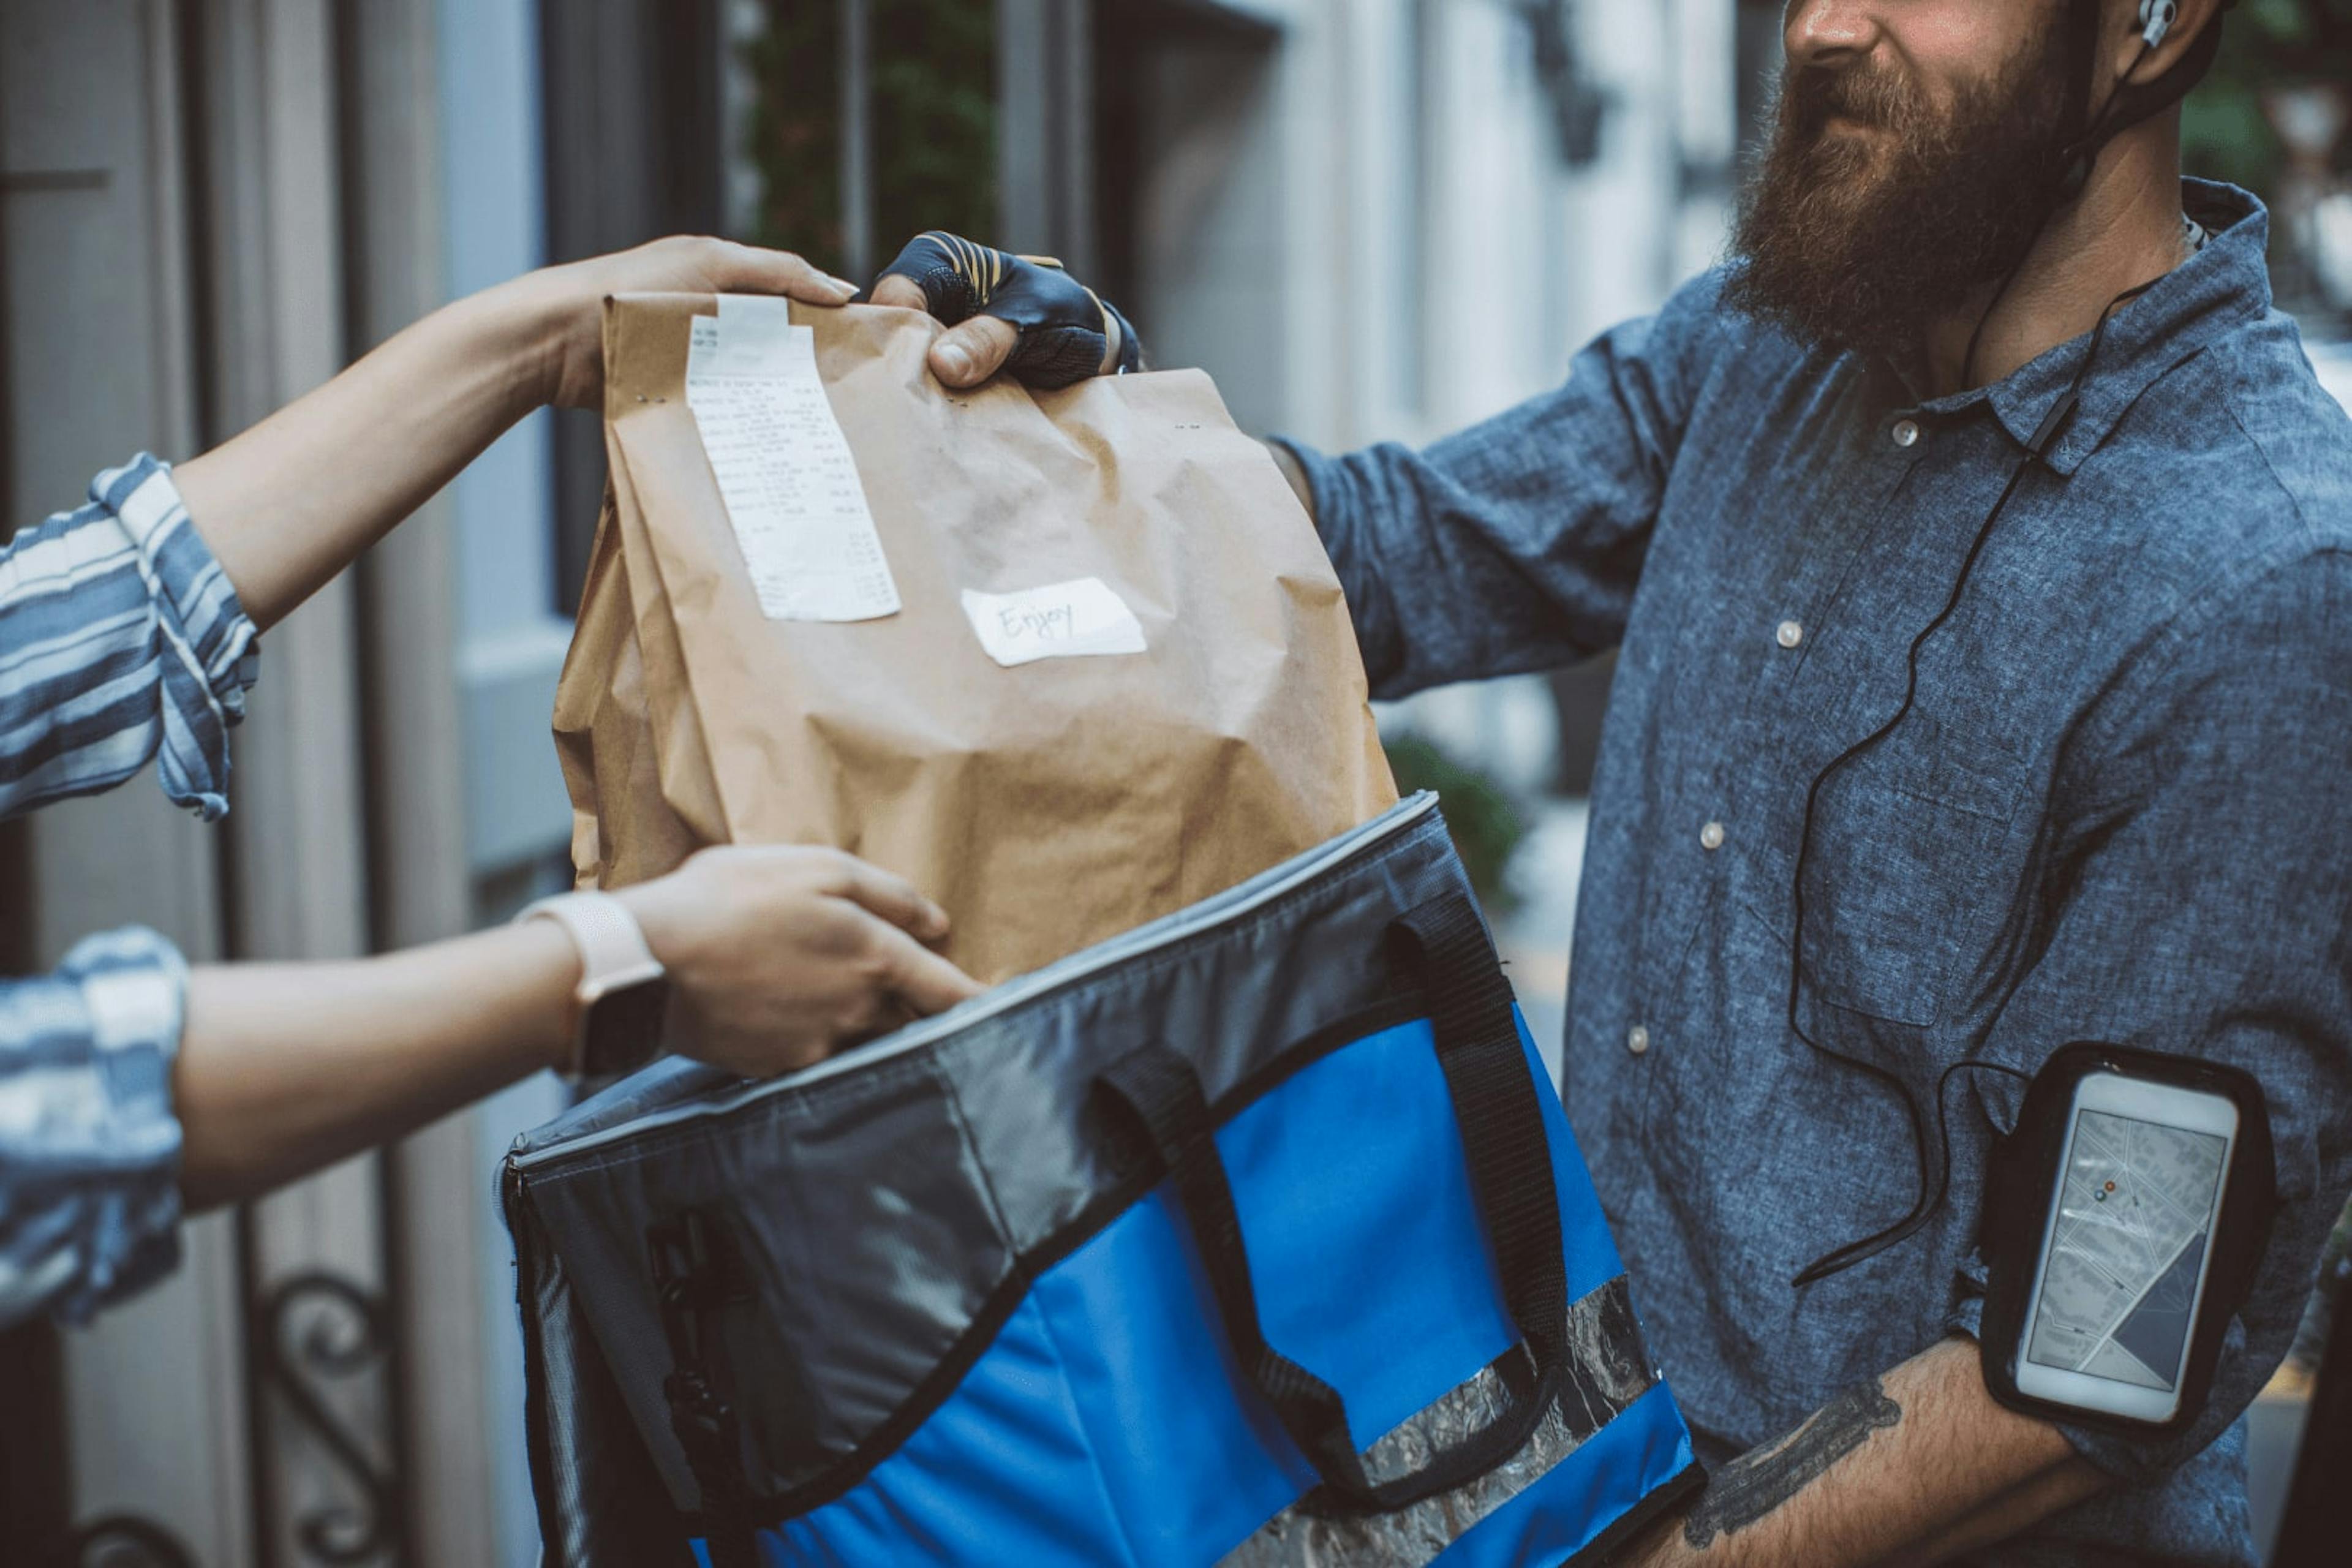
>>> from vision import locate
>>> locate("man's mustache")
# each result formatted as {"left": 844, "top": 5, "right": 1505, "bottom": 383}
{"left": 1782, "top": 61, "right": 1917, "bottom": 136}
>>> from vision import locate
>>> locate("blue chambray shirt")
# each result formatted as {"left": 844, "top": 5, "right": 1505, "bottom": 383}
{"left": 0, "top": 455, "right": 258, "bottom": 1326}
{"left": 1281, "top": 182, "right": 2352, "bottom": 1566}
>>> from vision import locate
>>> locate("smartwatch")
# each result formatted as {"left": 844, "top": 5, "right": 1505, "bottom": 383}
{"left": 517, "top": 890, "right": 671, "bottom": 1082}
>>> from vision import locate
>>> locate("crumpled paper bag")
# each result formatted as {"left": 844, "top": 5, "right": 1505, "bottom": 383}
{"left": 554, "top": 293, "right": 1395, "bottom": 984}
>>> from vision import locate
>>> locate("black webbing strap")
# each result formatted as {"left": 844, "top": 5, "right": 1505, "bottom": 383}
{"left": 649, "top": 1212, "right": 758, "bottom": 1568}
{"left": 1098, "top": 1045, "right": 1379, "bottom": 1501}
{"left": 1389, "top": 894, "right": 1571, "bottom": 1407}
{"left": 1097, "top": 898, "right": 1566, "bottom": 1517}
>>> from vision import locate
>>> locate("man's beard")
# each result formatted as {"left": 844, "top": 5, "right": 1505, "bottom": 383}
{"left": 1725, "top": 32, "right": 2083, "bottom": 367}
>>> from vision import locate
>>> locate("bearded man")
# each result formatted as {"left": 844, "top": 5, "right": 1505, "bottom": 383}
{"left": 889, "top": 0, "right": 2352, "bottom": 1561}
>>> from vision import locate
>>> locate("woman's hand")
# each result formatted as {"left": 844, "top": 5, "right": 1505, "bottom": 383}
{"left": 175, "top": 236, "right": 864, "bottom": 628}
{"left": 618, "top": 845, "right": 983, "bottom": 1078}
{"left": 181, "top": 228, "right": 1126, "bottom": 633}
{"left": 512, "top": 236, "right": 863, "bottom": 411}
{"left": 168, "top": 844, "right": 974, "bottom": 1212}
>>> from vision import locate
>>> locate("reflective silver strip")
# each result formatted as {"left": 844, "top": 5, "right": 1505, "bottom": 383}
{"left": 512, "top": 794, "right": 1440, "bottom": 1174}
{"left": 1219, "top": 1276, "right": 1657, "bottom": 1568}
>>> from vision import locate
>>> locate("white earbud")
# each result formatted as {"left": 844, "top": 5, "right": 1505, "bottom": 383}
{"left": 2139, "top": 0, "right": 2179, "bottom": 50}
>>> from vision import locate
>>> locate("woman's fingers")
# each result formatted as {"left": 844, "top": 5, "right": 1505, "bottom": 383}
{"left": 869, "top": 924, "right": 986, "bottom": 1016}
{"left": 701, "top": 239, "right": 857, "bottom": 304}
{"left": 824, "top": 854, "right": 952, "bottom": 942}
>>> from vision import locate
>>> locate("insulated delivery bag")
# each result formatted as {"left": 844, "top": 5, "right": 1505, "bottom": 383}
{"left": 515, "top": 293, "right": 1702, "bottom": 1561}
{"left": 504, "top": 797, "right": 1706, "bottom": 1566}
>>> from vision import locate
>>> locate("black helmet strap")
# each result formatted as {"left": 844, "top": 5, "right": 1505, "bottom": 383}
{"left": 2049, "top": 0, "right": 2233, "bottom": 202}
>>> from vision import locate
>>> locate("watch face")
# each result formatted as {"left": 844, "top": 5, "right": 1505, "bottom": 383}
{"left": 581, "top": 977, "right": 671, "bottom": 1079}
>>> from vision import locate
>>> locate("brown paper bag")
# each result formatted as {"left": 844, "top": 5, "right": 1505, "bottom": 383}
{"left": 555, "top": 293, "right": 1395, "bottom": 984}
{"left": 552, "top": 491, "right": 706, "bottom": 889}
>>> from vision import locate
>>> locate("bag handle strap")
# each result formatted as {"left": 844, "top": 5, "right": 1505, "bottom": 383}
{"left": 1389, "top": 892, "right": 1571, "bottom": 1416}
{"left": 1097, "top": 1045, "right": 1392, "bottom": 1504}
{"left": 649, "top": 1211, "right": 759, "bottom": 1568}
{"left": 1097, "top": 895, "right": 1564, "bottom": 1515}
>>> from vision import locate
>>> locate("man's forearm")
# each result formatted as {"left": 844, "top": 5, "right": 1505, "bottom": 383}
{"left": 1913, "top": 1452, "right": 2108, "bottom": 1567}
{"left": 1267, "top": 439, "right": 1317, "bottom": 521}
{"left": 1623, "top": 1337, "right": 2102, "bottom": 1567}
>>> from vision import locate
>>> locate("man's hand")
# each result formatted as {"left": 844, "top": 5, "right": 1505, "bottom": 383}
{"left": 618, "top": 845, "right": 982, "bottom": 1079}
{"left": 1618, "top": 1337, "right": 2105, "bottom": 1567}
{"left": 868, "top": 231, "right": 1140, "bottom": 390}
{"left": 514, "top": 235, "right": 862, "bottom": 411}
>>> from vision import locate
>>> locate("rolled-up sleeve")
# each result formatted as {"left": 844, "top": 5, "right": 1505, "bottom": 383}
{"left": 0, "top": 927, "right": 189, "bottom": 1327}
{"left": 1947, "top": 546, "right": 2352, "bottom": 1482}
{"left": 1270, "top": 270, "right": 1729, "bottom": 701}
{"left": 0, "top": 454, "right": 260, "bottom": 823}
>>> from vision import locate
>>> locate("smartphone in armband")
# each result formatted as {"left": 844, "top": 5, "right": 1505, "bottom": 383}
{"left": 1980, "top": 1042, "right": 2276, "bottom": 1438}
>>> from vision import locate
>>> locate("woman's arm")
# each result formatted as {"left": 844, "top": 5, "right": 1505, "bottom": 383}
{"left": 173, "top": 919, "right": 579, "bottom": 1209}
{"left": 174, "top": 844, "right": 979, "bottom": 1210}
{"left": 0, "top": 239, "right": 854, "bottom": 826}
{"left": 4, "top": 845, "right": 979, "bottom": 1324}
{"left": 173, "top": 237, "right": 857, "bottom": 630}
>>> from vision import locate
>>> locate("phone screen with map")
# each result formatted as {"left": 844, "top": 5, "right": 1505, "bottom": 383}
{"left": 2013, "top": 1073, "right": 2239, "bottom": 1423}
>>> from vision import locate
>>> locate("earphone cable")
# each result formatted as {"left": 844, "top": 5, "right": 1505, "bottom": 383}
{"left": 1792, "top": 1058, "right": 2034, "bottom": 1287}
{"left": 1962, "top": 38, "right": 2155, "bottom": 390}
{"left": 1785, "top": 276, "right": 2160, "bottom": 1289}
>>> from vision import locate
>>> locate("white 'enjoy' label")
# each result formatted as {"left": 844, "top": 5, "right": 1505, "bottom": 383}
{"left": 960, "top": 578, "right": 1147, "bottom": 668}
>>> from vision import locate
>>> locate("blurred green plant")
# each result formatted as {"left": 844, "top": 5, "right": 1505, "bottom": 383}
{"left": 744, "top": 4, "right": 846, "bottom": 265}
{"left": 867, "top": 1, "right": 997, "bottom": 252}
{"left": 2182, "top": 0, "right": 2352, "bottom": 197}
{"left": 1384, "top": 733, "right": 1529, "bottom": 913}
{"left": 744, "top": 1, "right": 999, "bottom": 277}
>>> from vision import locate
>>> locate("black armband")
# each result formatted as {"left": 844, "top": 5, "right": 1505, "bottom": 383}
{"left": 1978, "top": 1042, "right": 2277, "bottom": 1439}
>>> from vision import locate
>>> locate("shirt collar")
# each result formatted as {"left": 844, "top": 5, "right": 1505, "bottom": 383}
{"left": 1905, "top": 179, "right": 2272, "bottom": 476}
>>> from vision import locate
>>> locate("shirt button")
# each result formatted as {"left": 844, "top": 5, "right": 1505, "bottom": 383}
{"left": 1627, "top": 1025, "right": 1651, "bottom": 1057}
{"left": 1700, "top": 820, "right": 1725, "bottom": 851}
{"left": 1776, "top": 619, "right": 1804, "bottom": 650}
{"left": 1891, "top": 418, "right": 1921, "bottom": 449}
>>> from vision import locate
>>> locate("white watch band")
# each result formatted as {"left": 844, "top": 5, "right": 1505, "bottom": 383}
{"left": 516, "top": 890, "right": 666, "bottom": 1005}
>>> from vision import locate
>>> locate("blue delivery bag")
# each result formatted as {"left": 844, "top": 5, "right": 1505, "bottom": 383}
{"left": 503, "top": 795, "right": 1704, "bottom": 1566}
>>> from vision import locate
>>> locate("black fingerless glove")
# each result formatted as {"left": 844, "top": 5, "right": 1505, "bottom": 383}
{"left": 873, "top": 232, "right": 1144, "bottom": 388}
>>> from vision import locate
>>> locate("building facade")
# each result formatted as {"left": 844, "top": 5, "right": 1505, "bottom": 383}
{"left": 0, "top": 2, "right": 1742, "bottom": 1562}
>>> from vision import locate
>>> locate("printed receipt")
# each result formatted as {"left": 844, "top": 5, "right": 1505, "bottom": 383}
{"left": 961, "top": 578, "right": 1147, "bottom": 668}
{"left": 684, "top": 296, "right": 900, "bottom": 622}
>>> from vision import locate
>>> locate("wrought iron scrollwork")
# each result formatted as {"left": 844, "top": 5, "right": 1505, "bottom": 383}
{"left": 54, "top": 1514, "right": 198, "bottom": 1568}
{"left": 254, "top": 1270, "right": 402, "bottom": 1566}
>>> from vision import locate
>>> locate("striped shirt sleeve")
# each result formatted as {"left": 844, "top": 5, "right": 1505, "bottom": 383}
{"left": 0, "top": 454, "right": 260, "bottom": 823}
{"left": 0, "top": 927, "right": 187, "bottom": 1327}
